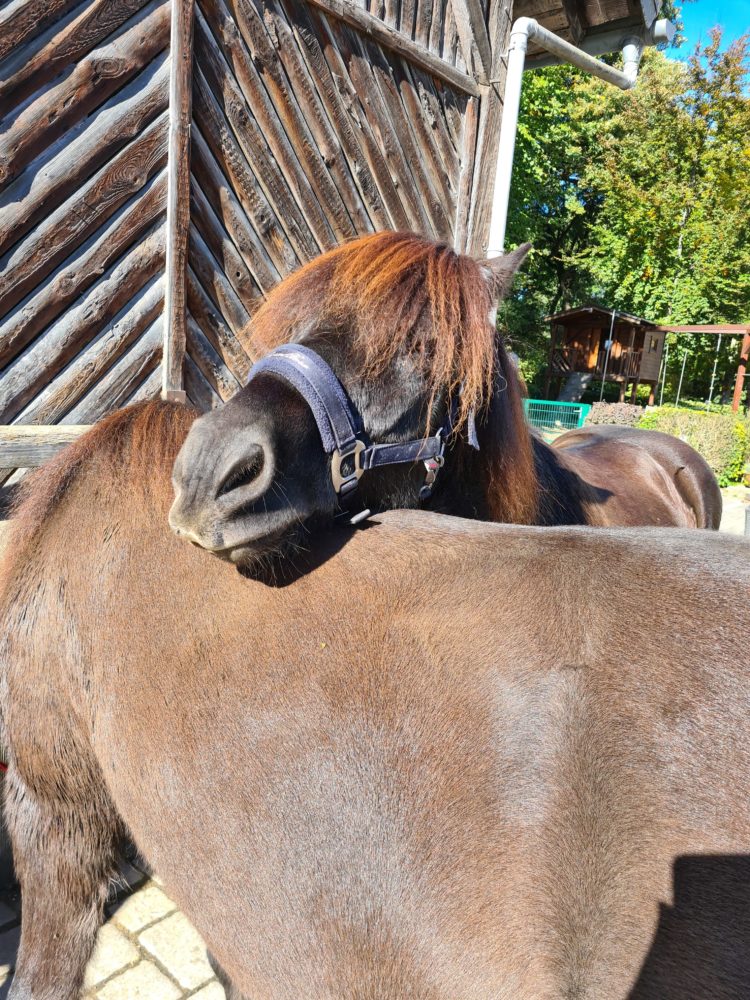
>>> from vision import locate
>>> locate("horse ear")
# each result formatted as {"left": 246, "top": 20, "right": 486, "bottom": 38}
{"left": 479, "top": 243, "right": 532, "bottom": 302}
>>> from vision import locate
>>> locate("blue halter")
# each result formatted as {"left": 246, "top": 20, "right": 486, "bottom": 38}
{"left": 247, "top": 343, "right": 477, "bottom": 504}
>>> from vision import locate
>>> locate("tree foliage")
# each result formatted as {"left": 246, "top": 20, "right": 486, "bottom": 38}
{"left": 501, "top": 28, "right": 750, "bottom": 400}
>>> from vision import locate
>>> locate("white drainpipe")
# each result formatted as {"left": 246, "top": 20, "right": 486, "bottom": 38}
{"left": 486, "top": 17, "right": 675, "bottom": 258}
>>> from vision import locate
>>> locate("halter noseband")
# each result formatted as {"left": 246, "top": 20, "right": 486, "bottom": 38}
{"left": 247, "top": 344, "right": 473, "bottom": 507}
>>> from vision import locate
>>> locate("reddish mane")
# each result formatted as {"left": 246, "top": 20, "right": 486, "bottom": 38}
{"left": 247, "top": 232, "right": 503, "bottom": 431}
{"left": 247, "top": 231, "right": 538, "bottom": 523}
{"left": 3, "top": 401, "right": 196, "bottom": 580}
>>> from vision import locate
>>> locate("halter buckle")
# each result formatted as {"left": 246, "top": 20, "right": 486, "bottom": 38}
{"left": 418, "top": 436, "right": 446, "bottom": 501}
{"left": 331, "top": 440, "right": 366, "bottom": 495}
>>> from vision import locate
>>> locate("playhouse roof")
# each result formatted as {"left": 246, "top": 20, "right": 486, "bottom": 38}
{"left": 545, "top": 306, "right": 657, "bottom": 328}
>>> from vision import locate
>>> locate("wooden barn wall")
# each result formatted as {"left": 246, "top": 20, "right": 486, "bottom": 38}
{"left": 0, "top": 0, "right": 171, "bottom": 470}
{"left": 185, "top": 0, "right": 513, "bottom": 407}
{"left": 0, "top": 0, "right": 515, "bottom": 424}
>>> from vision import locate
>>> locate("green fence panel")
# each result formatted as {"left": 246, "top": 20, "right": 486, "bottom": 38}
{"left": 523, "top": 399, "right": 591, "bottom": 437}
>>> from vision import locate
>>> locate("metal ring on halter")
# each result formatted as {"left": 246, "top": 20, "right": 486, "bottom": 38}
{"left": 331, "top": 440, "right": 366, "bottom": 495}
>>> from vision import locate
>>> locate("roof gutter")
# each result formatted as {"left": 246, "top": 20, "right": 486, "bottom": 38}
{"left": 486, "top": 16, "right": 675, "bottom": 258}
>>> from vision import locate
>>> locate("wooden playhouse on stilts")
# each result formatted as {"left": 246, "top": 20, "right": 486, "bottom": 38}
{"left": 0, "top": 0, "right": 667, "bottom": 474}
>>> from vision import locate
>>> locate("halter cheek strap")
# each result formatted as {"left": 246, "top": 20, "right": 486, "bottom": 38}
{"left": 247, "top": 343, "right": 467, "bottom": 501}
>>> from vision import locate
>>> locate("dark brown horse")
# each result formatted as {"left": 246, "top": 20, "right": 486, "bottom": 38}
{"left": 168, "top": 232, "right": 721, "bottom": 568}
{"left": 0, "top": 401, "right": 748, "bottom": 999}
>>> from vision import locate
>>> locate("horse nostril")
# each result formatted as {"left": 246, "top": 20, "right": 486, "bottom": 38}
{"left": 216, "top": 446, "right": 266, "bottom": 499}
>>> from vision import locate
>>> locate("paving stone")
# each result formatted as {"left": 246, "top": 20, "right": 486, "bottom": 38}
{"left": 94, "top": 961, "right": 181, "bottom": 1000}
{"left": 0, "top": 925, "right": 20, "bottom": 979}
{"left": 111, "top": 883, "right": 177, "bottom": 933}
{"left": 83, "top": 923, "right": 139, "bottom": 990}
{"left": 191, "top": 982, "right": 225, "bottom": 1000}
{"left": 139, "top": 912, "right": 214, "bottom": 990}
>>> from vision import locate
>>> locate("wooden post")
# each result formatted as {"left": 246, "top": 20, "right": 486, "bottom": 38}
{"left": 464, "top": 0, "right": 514, "bottom": 254}
{"left": 647, "top": 382, "right": 656, "bottom": 406}
{"left": 732, "top": 331, "right": 750, "bottom": 414}
{"left": 162, "top": 0, "right": 195, "bottom": 404}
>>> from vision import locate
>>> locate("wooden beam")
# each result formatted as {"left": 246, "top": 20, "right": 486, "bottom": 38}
{"left": 465, "top": 0, "right": 513, "bottom": 254}
{"left": 0, "top": 0, "right": 154, "bottom": 109}
{"left": 450, "top": 0, "right": 493, "bottom": 84}
{"left": 560, "top": 0, "right": 585, "bottom": 44}
{"left": 732, "top": 332, "right": 750, "bottom": 414}
{"left": 305, "top": 0, "right": 481, "bottom": 96}
{"left": 162, "top": 0, "right": 195, "bottom": 404}
{"left": 656, "top": 325, "right": 750, "bottom": 334}
{"left": 0, "top": 425, "right": 90, "bottom": 468}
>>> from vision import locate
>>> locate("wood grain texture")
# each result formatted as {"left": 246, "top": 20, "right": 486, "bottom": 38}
{"left": 199, "top": 0, "right": 340, "bottom": 245}
{"left": 190, "top": 174, "right": 260, "bottom": 310}
{"left": 0, "top": 0, "right": 154, "bottom": 108}
{"left": 186, "top": 312, "right": 241, "bottom": 400}
{"left": 450, "top": 0, "right": 492, "bottom": 81}
{"left": 189, "top": 223, "right": 251, "bottom": 339}
{"left": 0, "top": 111, "right": 168, "bottom": 318}
{"left": 18, "top": 277, "right": 164, "bottom": 425}
{"left": 187, "top": 266, "right": 254, "bottom": 379}
{"left": 0, "top": 1, "right": 170, "bottom": 187}
{"left": 0, "top": 171, "right": 167, "bottom": 372}
{"left": 185, "top": 352, "right": 220, "bottom": 410}
{"left": 0, "top": 54, "right": 169, "bottom": 258}
{"left": 163, "top": 0, "right": 195, "bottom": 396}
{"left": 0, "top": 424, "right": 90, "bottom": 468}
{"left": 194, "top": 6, "right": 328, "bottom": 257}
{"left": 266, "top": 0, "right": 369, "bottom": 235}
{"left": 0, "top": 227, "right": 165, "bottom": 423}
{"left": 236, "top": 0, "right": 354, "bottom": 244}
{"left": 465, "top": 0, "right": 513, "bottom": 254}
{"left": 65, "top": 316, "right": 163, "bottom": 422}
{"left": 280, "top": 0, "right": 388, "bottom": 230}
{"left": 190, "top": 126, "right": 280, "bottom": 292}
{"left": 192, "top": 62, "right": 301, "bottom": 274}
{"left": 0, "top": 0, "right": 81, "bottom": 62}
{"left": 305, "top": 5, "right": 411, "bottom": 229}
{"left": 306, "top": 0, "right": 480, "bottom": 94}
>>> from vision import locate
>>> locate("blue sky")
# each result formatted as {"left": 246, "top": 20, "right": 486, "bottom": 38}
{"left": 670, "top": 1, "right": 750, "bottom": 57}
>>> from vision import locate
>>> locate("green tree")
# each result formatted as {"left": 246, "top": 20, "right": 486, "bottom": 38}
{"left": 584, "top": 32, "right": 750, "bottom": 326}
{"left": 502, "top": 28, "right": 750, "bottom": 400}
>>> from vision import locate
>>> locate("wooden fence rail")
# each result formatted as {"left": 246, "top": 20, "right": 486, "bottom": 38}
{"left": 0, "top": 426, "right": 90, "bottom": 468}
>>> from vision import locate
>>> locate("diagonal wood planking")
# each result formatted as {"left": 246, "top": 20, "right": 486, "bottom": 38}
{"left": 1, "top": 0, "right": 507, "bottom": 429}
{"left": 0, "top": 0, "right": 172, "bottom": 485}
{"left": 186, "top": 0, "right": 483, "bottom": 405}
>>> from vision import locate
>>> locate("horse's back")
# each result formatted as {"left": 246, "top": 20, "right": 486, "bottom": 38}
{"left": 552, "top": 425, "right": 723, "bottom": 529}
{"left": 92, "top": 513, "right": 750, "bottom": 998}
{"left": 2, "top": 464, "right": 749, "bottom": 999}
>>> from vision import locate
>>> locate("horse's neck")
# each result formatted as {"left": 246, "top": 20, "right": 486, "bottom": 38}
{"left": 531, "top": 437, "right": 592, "bottom": 525}
{"left": 434, "top": 434, "right": 592, "bottom": 526}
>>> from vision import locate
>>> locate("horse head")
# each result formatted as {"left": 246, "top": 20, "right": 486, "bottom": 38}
{"left": 169, "top": 232, "right": 533, "bottom": 569}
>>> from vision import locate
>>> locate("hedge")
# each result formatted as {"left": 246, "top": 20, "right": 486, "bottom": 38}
{"left": 637, "top": 406, "right": 749, "bottom": 487}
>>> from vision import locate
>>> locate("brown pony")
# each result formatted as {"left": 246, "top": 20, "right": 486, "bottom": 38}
{"left": 1, "top": 400, "right": 748, "bottom": 999}
{"left": 168, "top": 233, "right": 720, "bottom": 569}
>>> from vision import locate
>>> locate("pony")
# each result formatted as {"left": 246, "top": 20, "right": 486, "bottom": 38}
{"left": 0, "top": 400, "right": 747, "bottom": 999}
{"left": 168, "top": 232, "right": 721, "bottom": 569}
